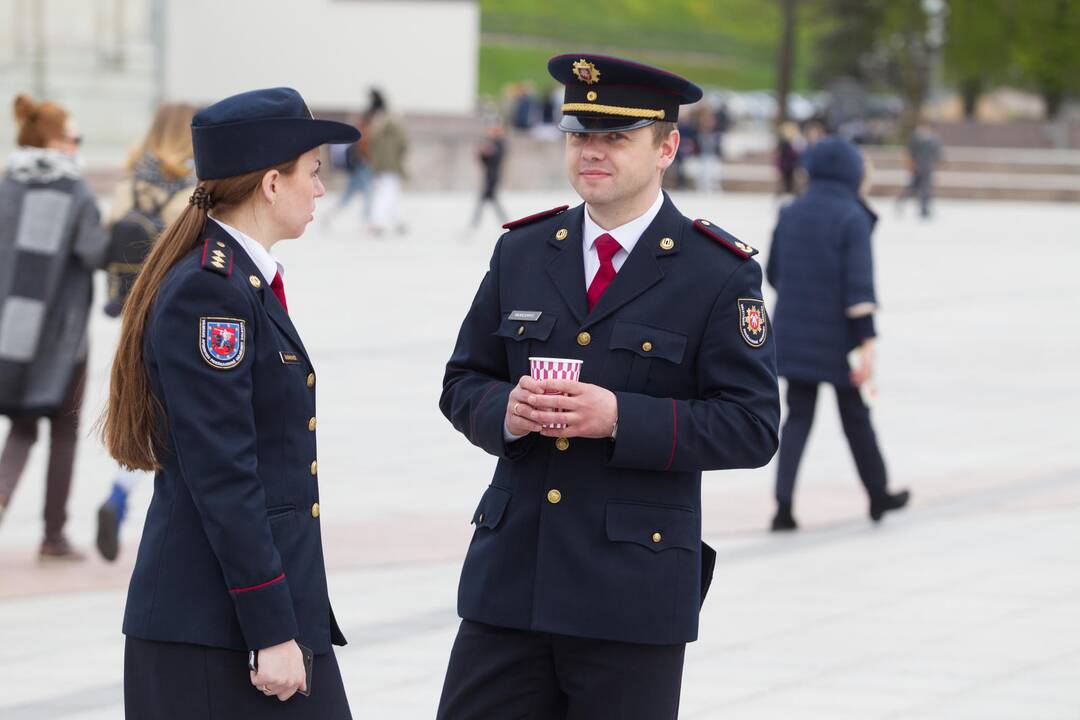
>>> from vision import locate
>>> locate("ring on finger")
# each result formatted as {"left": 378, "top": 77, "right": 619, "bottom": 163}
{"left": 513, "top": 402, "right": 520, "bottom": 415}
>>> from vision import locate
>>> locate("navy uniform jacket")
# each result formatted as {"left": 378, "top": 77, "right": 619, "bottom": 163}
{"left": 440, "top": 194, "right": 780, "bottom": 646}
{"left": 123, "top": 219, "right": 345, "bottom": 655}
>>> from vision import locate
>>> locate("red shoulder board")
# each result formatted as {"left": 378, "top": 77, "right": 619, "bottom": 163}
{"left": 693, "top": 219, "right": 758, "bottom": 259}
{"left": 502, "top": 205, "right": 570, "bottom": 230}
{"left": 200, "top": 239, "right": 234, "bottom": 277}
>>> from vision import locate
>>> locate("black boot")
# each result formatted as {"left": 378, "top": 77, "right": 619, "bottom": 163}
{"left": 771, "top": 502, "right": 798, "bottom": 532}
{"left": 870, "top": 489, "right": 910, "bottom": 523}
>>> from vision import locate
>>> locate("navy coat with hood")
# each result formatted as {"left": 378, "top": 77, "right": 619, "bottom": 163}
{"left": 766, "top": 138, "right": 877, "bottom": 386}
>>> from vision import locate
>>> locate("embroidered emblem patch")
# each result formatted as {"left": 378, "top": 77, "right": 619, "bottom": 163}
{"left": 572, "top": 59, "right": 601, "bottom": 85}
{"left": 200, "top": 317, "right": 246, "bottom": 369}
{"left": 738, "top": 299, "right": 767, "bottom": 348}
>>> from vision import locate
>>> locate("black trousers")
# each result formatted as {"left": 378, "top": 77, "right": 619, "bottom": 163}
{"left": 437, "top": 620, "right": 685, "bottom": 720}
{"left": 775, "top": 380, "right": 888, "bottom": 505}
{"left": 124, "top": 636, "right": 351, "bottom": 719}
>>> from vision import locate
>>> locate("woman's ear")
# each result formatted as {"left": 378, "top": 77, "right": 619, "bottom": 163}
{"left": 260, "top": 169, "right": 280, "bottom": 205}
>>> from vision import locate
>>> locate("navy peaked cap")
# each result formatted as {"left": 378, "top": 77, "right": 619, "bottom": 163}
{"left": 191, "top": 87, "right": 360, "bottom": 180}
{"left": 548, "top": 53, "right": 703, "bottom": 133}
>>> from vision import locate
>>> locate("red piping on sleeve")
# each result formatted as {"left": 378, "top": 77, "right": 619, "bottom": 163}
{"left": 229, "top": 573, "right": 285, "bottom": 594}
{"left": 664, "top": 399, "right": 678, "bottom": 471}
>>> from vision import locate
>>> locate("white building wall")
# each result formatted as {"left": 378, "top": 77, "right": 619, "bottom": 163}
{"left": 164, "top": 0, "right": 478, "bottom": 114}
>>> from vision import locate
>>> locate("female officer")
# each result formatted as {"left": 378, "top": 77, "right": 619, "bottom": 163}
{"left": 766, "top": 136, "right": 909, "bottom": 531}
{"left": 101, "top": 87, "right": 359, "bottom": 718}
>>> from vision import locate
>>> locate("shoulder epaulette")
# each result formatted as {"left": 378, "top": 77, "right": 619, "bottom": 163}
{"left": 502, "top": 205, "right": 570, "bottom": 231}
{"left": 200, "top": 239, "right": 234, "bottom": 277}
{"left": 693, "top": 219, "right": 758, "bottom": 259}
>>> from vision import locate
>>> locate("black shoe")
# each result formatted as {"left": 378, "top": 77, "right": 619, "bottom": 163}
{"left": 96, "top": 501, "right": 121, "bottom": 562}
{"left": 771, "top": 503, "right": 798, "bottom": 532}
{"left": 870, "top": 489, "right": 910, "bottom": 523}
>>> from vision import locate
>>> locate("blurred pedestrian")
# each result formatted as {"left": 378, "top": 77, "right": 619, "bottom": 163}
{"left": 95, "top": 102, "right": 197, "bottom": 562}
{"left": 766, "top": 137, "right": 910, "bottom": 531}
{"left": 470, "top": 119, "right": 508, "bottom": 227}
{"left": 365, "top": 89, "right": 408, "bottom": 236}
{"left": 897, "top": 121, "right": 942, "bottom": 218}
{"left": 0, "top": 95, "right": 106, "bottom": 560}
{"left": 325, "top": 111, "right": 371, "bottom": 227}
{"left": 102, "top": 87, "right": 357, "bottom": 717}
{"left": 692, "top": 103, "right": 723, "bottom": 192}
{"left": 775, "top": 121, "right": 802, "bottom": 196}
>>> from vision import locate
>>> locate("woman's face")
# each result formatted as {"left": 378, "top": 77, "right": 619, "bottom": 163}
{"left": 49, "top": 119, "right": 82, "bottom": 156}
{"left": 267, "top": 148, "right": 325, "bottom": 240}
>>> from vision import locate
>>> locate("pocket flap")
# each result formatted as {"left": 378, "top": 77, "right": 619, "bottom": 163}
{"left": 471, "top": 485, "right": 512, "bottom": 529}
{"left": 605, "top": 500, "right": 697, "bottom": 552}
{"left": 495, "top": 313, "right": 557, "bottom": 342}
{"left": 608, "top": 321, "right": 687, "bottom": 363}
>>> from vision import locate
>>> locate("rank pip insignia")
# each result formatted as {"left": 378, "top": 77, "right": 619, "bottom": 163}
{"left": 738, "top": 298, "right": 767, "bottom": 348}
{"left": 200, "top": 317, "right": 246, "bottom": 369}
{"left": 572, "top": 59, "right": 601, "bottom": 85}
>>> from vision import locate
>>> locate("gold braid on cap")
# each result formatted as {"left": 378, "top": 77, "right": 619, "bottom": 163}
{"left": 561, "top": 103, "right": 666, "bottom": 119}
{"left": 188, "top": 186, "right": 215, "bottom": 211}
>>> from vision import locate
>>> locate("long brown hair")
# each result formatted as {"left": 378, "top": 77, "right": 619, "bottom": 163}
{"left": 102, "top": 157, "right": 299, "bottom": 470}
{"left": 127, "top": 103, "right": 197, "bottom": 180}
{"left": 13, "top": 94, "right": 68, "bottom": 147}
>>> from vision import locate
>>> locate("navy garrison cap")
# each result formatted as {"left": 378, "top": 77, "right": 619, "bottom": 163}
{"left": 191, "top": 87, "right": 360, "bottom": 180}
{"left": 548, "top": 53, "right": 703, "bottom": 133}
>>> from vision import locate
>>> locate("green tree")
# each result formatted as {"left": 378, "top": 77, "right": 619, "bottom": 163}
{"left": 1012, "top": 0, "right": 1080, "bottom": 118}
{"left": 944, "top": 0, "right": 1016, "bottom": 118}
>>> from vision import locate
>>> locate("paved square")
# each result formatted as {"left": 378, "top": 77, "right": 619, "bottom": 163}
{"left": 1, "top": 190, "right": 1077, "bottom": 719}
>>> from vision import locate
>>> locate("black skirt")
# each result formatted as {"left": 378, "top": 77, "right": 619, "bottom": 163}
{"left": 124, "top": 636, "right": 352, "bottom": 719}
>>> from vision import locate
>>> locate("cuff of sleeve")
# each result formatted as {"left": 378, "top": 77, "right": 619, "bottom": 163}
{"left": 607, "top": 392, "right": 677, "bottom": 471}
{"left": 474, "top": 382, "right": 533, "bottom": 459}
{"left": 848, "top": 314, "right": 876, "bottom": 343}
{"left": 230, "top": 575, "right": 300, "bottom": 650}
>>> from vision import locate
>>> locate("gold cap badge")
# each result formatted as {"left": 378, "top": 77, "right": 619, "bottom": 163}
{"left": 572, "top": 59, "right": 601, "bottom": 85}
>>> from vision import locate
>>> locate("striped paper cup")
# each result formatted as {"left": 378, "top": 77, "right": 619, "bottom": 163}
{"left": 528, "top": 357, "right": 583, "bottom": 429}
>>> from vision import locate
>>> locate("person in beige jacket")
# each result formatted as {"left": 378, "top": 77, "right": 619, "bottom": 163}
{"left": 96, "top": 103, "right": 197, "bottom": 562}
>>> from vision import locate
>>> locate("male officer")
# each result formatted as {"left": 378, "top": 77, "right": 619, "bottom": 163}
{"left": 437, "top": 54, "right": 780, "bottom": 719}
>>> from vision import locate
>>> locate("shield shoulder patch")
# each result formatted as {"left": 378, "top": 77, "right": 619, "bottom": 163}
{"left": 737, "top": 298, "right": 768, "bottom": 348}
{"left": 200, "top": 317, "right": 247, "bottom": 369}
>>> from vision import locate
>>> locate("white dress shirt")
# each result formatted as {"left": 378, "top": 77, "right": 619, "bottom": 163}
{"left": 582, "top": 189, "right": 664, "bottom": 289}
{"left": 209, "top": 216, "right": 283, "bottom": 285}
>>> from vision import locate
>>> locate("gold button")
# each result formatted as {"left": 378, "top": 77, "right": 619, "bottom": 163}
{"left": 310, "top": 460, "right": 318, "bottom": 476}
{"left": 478, "top": 513, "right": 485, "bottom": 524}
{"left": 577, "top": 331, "right": 591, "bottom": 346}
{"left": 308, "top": 417, "right": 317, "bottom": 432}
{"left": 311, "top": 502, "right": 320, "bottom": 518}
{"left": 216, "top": 241, "right": 226, "bottom": 248}
{"left": 306, "top": 373, "right": 315, "bottom": 388}
{"left": 547, "top": 489, "right": 562, "bottom": 504}
{"left": 642, "top": 341, "right": 653, "bottom": 352}
{"left": 555, "top": 228, "right": 568, "bottom": 241}
{"left": 517, "top": 326, "right": 525, "bottom": 336}
{"left": 659, "top": 237, "right": 674, "bottom": 250}
{"left": 586, "top": 90, "right": 598, "bottom": 102}
{"left": 652, "top": 532, "right": 662, "bottom": 543}
{"left": 248, "top": 274, "right": 262, "bottom": 289}
{"left": 555, "top": 437, "right": 570, "bottom": 451}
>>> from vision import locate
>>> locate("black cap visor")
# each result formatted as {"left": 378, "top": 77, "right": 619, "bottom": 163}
{"left": 558, "top": 115, "right": 657, "bottom": 134}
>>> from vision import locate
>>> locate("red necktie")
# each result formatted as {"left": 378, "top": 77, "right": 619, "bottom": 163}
{"left": 587, "top": 233, "right": 622, "bottom": 311}
{"left": 270, "top": 271, "right": 288, "bottom": 314}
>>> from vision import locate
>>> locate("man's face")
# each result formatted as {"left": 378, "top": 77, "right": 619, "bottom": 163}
{"left": 564, "top": 126, "right": 676, "bottom": 207}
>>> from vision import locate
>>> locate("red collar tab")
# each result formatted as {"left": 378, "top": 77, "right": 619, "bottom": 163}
{"left": 200, "top": 239, "right": 234, "bottom": 277}
{"left": 693, "top": 219, "right": 757, "bottom": 259}
{"left": 502, "top": 205, "right": 570, "bottom": 230}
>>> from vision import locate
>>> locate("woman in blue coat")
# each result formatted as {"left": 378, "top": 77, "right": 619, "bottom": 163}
{"left": 101, "top": 88, "right": 359, "bottom": 718}
{"left": 765, "top": 137, "right": 909, "bottom": 531}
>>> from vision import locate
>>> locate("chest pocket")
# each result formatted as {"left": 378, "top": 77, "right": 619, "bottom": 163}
{"left": 494, "top": 313, "right": 557, "bottom": 378}
{"left": 605, "top": 320, "right": 687, "bottom": 390}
